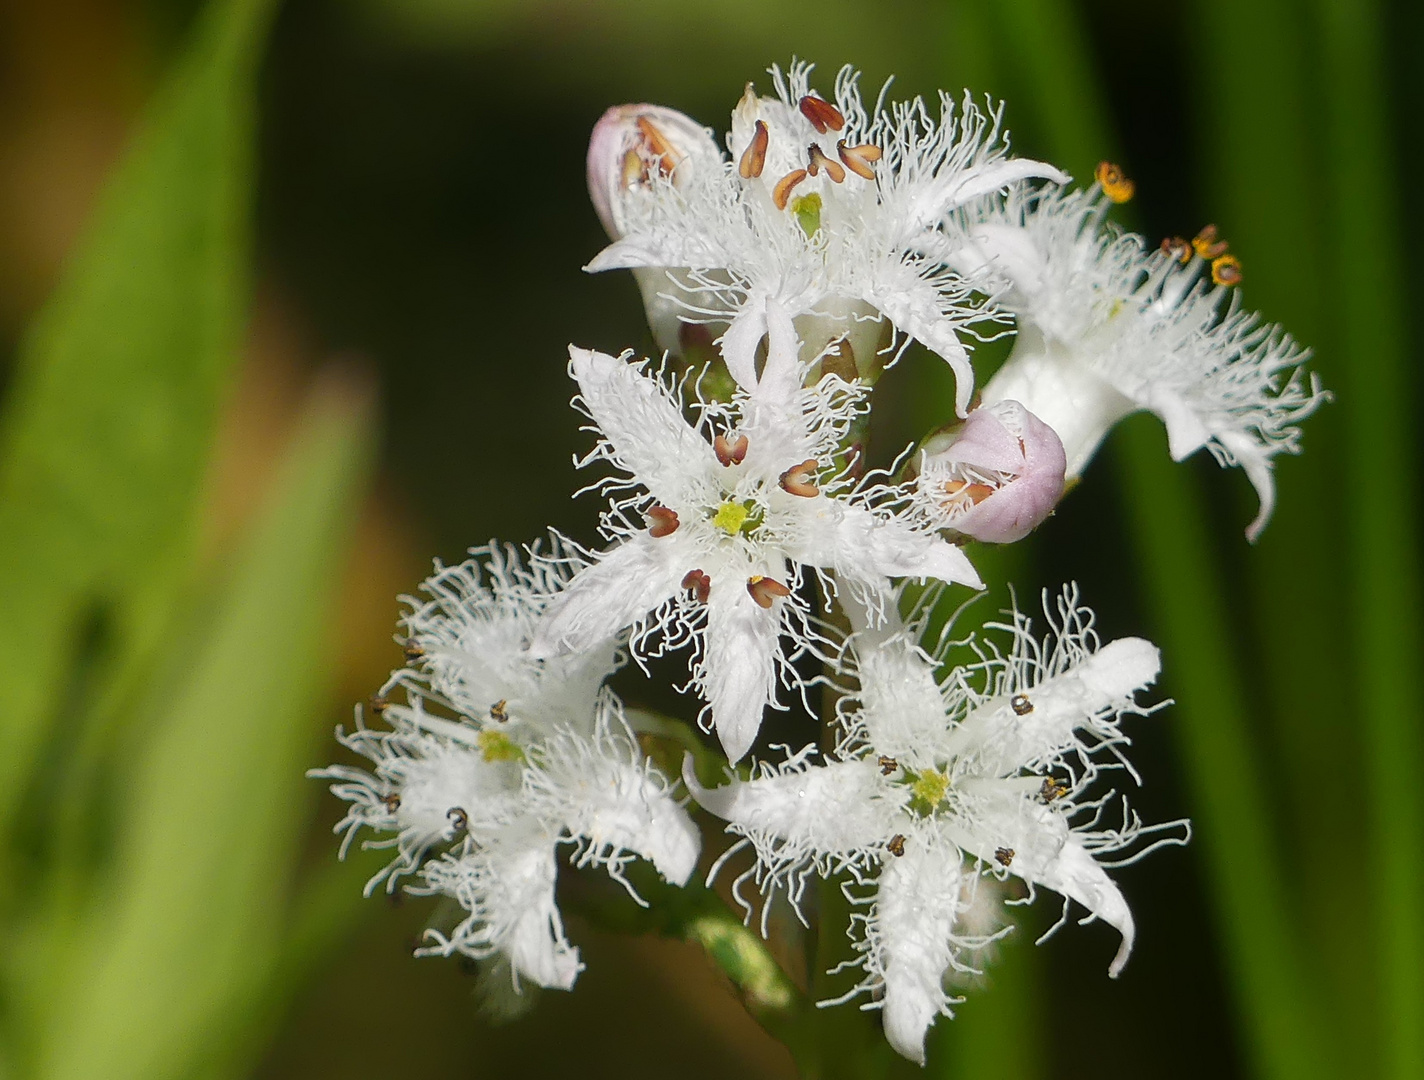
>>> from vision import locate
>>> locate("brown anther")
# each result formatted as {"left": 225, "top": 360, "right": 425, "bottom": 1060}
{"left": 739, "top": 119, "right": 769, "bottom": 179}
{"left": 489, "top": 699, "right": 509, "bottom": 723}
{"left": 646, "top": 504, "right": 681, "bottom": 537}
{"left": 635, "top": 116, "right": 679, "bottom": 175}
{"left": 381, "top": 792, "right": 401, "bottom": 812}
{"left": 621, "top": 148, "right": 643, "bottom": 188}
{"left": 806, "top": 144, "right": 846, "bottom": 183}
{"left": 682, "top": 569, "right": 712, "bottom": 603}
{"left": 714, "top": 433, "right": 749, "bottom": 466}
{"left": 447, "top": 806, "right": 469, "bottom": 832}
{"left": 779, "top": 458, "right": 820, "bottom": 498}
{"left": 837, "top": 141, "right": 882, "bottom": 180}
{"left": 1010, "top": 693, "right": 1034, "bottom": 716}
{"left": 402, "top": 640, "right": 425, "bottom": 664}
{"left": 1192, "top": 224, "right": 1229, "bottom": 260}
{"left": 1211, "top": 254, "right": 1243, "bottom": 287}
{"left": 994, "top": 846, "right": 1015, "bottom": 867}
{"left": 1040, "top": 777, "right": 1069, "bottom": 803}
{"left": 818, "top": 337, "right": 857, "bottom": 383}
{"left": 747, "top": 575, "right": 792, "bottom": 609}
{"left": 1094, "top": 161, "right": 1135, "bottom": 203}
{"left": 887, "top": 834, "right": 907, "bottom": 857}
{"left": 1160, "top": 236, "right": 1193, "bottom": 264}
{"left": 943, "top": 479, "right": 995, "bottom": 505}
{"left": 878, "top": 755, "right": 899, "bottom": 776}
{"left": 798, "top": 94, "right": 846, "bottom": 133}
{"left": 772, "top": 169, "right": 809, "bottom": 210}
{"left": 367, "top": 693, "right": 389, "bottom": 717}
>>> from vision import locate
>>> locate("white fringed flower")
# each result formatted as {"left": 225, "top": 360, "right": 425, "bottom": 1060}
{"left": 312, "top": 544, "right": 699, "bottom": 991}
{"left": 585, "top": 60, "right": 1067, "bottom": 412}
{"left": 959, "top": 185, "right": 1327, "bottom": 540}
{"left": 531, "top": 304, "right": 981, "bottom": 764}
{"left": 685, "top": 586, "right": 1186, "bottom": 1062}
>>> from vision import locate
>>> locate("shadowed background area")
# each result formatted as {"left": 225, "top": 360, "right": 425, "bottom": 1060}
{"left": 0, "top": 1, "right": 1419, "bottom": 1078}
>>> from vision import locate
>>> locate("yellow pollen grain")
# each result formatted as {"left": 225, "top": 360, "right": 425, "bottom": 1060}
{"left": 713, "top": 501, "right": 750, "bottom": 535}
{"left": 477, "top": 729, "right": 524, "bottom": 764}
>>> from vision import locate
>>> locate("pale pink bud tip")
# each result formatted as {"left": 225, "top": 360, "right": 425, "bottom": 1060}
{"left": 918, "top": 399, "right": 1067, "bottom": 544}
{"left": 586, "top": 104, "right": 721, "bottom": 241}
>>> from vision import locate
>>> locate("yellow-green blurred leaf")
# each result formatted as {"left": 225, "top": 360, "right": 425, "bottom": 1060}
{"left": 0, "top": 0, "right": 276, "bottom": 851}
{"left": 30, "top": 370, "right": 374, "bottom": 1080}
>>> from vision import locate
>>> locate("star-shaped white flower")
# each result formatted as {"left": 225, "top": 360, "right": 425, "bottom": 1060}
{"left": 585, "top": 61, "right": 1067, "bottom": 413}
{"left": 313, "top": 544, "right": 699, "bottom": 991}
{"left": 957, "top": 184, "right": 1327, "bottom": 540}
{"left": 684, "top": 586, "right": 1186, "bottom": 1062}
{"left": 530, "top": 301, "right": 981, "bottom": 764}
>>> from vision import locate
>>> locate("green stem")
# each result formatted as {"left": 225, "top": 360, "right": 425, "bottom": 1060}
{"left": 952, "top": 1, "right": 1332, "bottom": 1075}
{"left": 1312, "top": 1, "right": 1424, "bottom": 1075}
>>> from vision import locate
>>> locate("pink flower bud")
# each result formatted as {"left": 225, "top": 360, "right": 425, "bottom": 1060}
{"left": 916, "top": 399, "right": 1067, "bottom": 543}
{"left": 586, "top": 104, "right": 722, "bottom": 240}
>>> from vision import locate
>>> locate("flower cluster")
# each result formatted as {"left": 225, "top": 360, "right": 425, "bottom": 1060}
{"left": 315, "top": 59, "right": 1320, "bottom": 1063}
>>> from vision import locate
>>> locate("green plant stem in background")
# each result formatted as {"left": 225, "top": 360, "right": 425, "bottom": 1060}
{"left": 25, "top": 375, "right": 373, "bottom": 1080}
{"left": 1312, "top": 1, "right": 1424, "bottom": 1076}
{"left": 1187, "top": 1, "right": 1367, "bottom": 1068}
{"left": 0, "top": 0, "right": 276, "bottom": 902}
{"left": 577, "top": 864, "right": 814, "bottom": 1059}
{"left": 1115, "top": 429, "right": 1328, "bottom": 1080}
{"left": 948, "top": 1, "right": 1331, "bottom": 1076}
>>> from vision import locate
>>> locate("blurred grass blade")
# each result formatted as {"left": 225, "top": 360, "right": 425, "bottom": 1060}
{"left": 1187, "top": 2, "right": 1364, "bottom": 1063}
{"left": 1312, "top": 1, "right": 1424, "bottom": 1075}
{"left": 31, "top": 369, "right": 375, "bottom": 1080}
{"left": 0, "top": 0, "right": 276, "bottom": 850}
{"left": 1115, "top": 428, "right": 1327, "bottom": 1080}
{"left": 948, "top": 2, "right": 1329, "bottom": 1076}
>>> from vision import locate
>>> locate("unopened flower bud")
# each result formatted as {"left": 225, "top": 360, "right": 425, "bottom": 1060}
{"left": 586, "top": 105, "right": 725, "bottom": 360}
{"left": 586, "top": 104, "right": 721, "bottom": 241}
{"left": 916, "top": 400, "right": 1066, "bottom": 543}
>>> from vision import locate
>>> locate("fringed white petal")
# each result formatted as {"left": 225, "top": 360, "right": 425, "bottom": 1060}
{"left": 701, "top": 578, "right": 782, "bottom": 763}
{"left": 864, "top": 282, "right": 977, "bottom": 416}
{"left": 873, "top": 840, "right": 969, "bottom": 1064}
{"left": 568, "top": 346, "right": 720, "bottom": 506}
{"left": 947, "top": 636, "right": 1160, "bottom": 776}
{"left": 797, "top": 500, "right": 982, "bottom": 592}
{"left": 418, "top": 836, "right": 584, "bottom": 991}
{"left": 944, "top": 792, "right": 1135, "bottom": 977}
{"left": 530, "top": 535, "right": 687, "bottom": 658}
{"left": 532, "top": 714, "right": 702, "bottom": 887}
{"left": 684, "top": 756, "right": 892, "bottom": 857}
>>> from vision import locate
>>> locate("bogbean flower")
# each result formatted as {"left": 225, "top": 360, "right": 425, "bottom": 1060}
{"left": 312, "top": 544, "right": 699, "bottom": 991}
{"left": 957, "top": 183, "right": 1327, "bottom": 540}
{"left": 911, "top": 398, "right": 1068, "bottom": 543}
{"left": 685, "top": 586, "right": 1186, "bottom": 1063}
{"left": 530, "top": 301, "right": 982, "bottom": 764}
{"left": 585, "top": 60, "right": 1067, "bottom": 411}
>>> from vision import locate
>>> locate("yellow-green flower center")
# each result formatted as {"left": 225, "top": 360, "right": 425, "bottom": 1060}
{"left": 904, "top": 767, "right": 949, "bottom": 817}
{"left": 713, "top": 500, "right": 762, "bottom": 536}
{"left": 477, "top": 729, "right": 525, "bottom": 764}
{"left": 791, "top": 192, "right": 822, "bottom": 238}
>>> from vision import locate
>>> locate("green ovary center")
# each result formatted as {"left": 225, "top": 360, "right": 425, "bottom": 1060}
{"left": 712, "top": 500, "right": 760, "bottom": 536}
{"left": 904, "top": 768, "right": 950, "bottom": 817}
{"left": 790, "top": 192, "right": 822, "bottom": 238}
{"left": 477, "top": 729, "right": 525, "bottom": 764}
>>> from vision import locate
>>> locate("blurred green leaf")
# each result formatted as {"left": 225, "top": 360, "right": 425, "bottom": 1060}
{"left": 0, "top": 0, "right": 275, "bottom": 864}
{"left": 1189, "top": 0, "right": 1363, "bottom": 1068}
{"left": 1311, "top": 1, "right": 1424, "bottom": 1076}
{"left": 949, "top": 2, "right": 1332, "bottom": 1077}
{"left": 27, "top": 370, "right": 374, "bottom": 1080}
